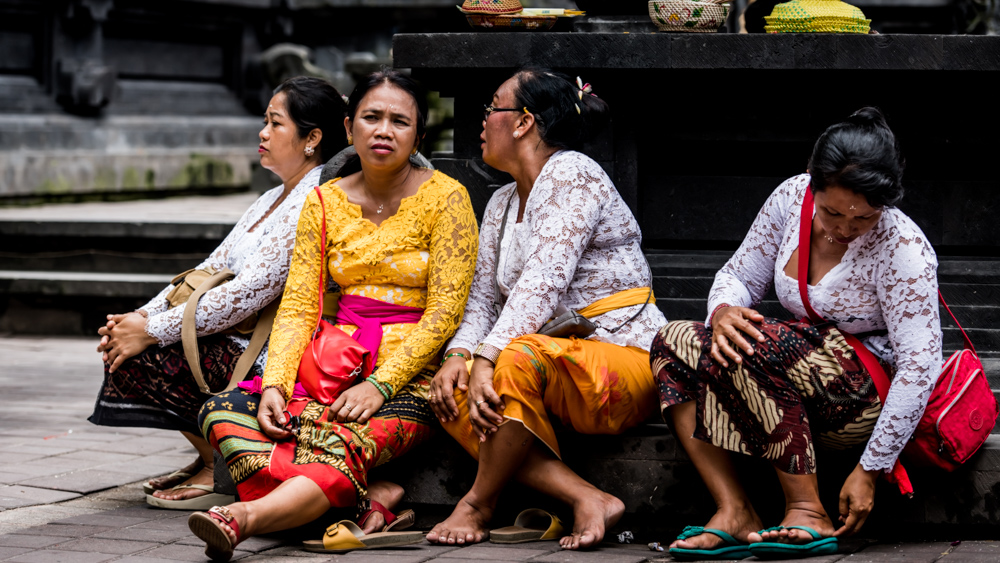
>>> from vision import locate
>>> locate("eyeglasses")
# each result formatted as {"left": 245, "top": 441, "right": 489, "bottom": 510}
{"left": 484, "top": 104, "right": 528, "bottom": 121}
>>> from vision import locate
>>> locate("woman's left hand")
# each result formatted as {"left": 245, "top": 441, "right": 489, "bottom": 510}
{"left": 468, "top": 358, "right": 504, "bottom": 442}
{"left": 834, "top": 463, "right": 879, "bottom": 537}
{"left": 99, "top": 313, "right": 157, "bottom": 373}
{"left": 328, "top": 381, "right": 385, "bottom": 424}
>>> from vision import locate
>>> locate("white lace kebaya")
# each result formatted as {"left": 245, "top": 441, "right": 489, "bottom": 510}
{"left": 139, "top": 165, "right": 323, "bottom": 370}
{"left": 707, "top": 173, "right": 943, "bottom": 472}
{"left": 449, "top": 151, "right": 666, "bottom": 354}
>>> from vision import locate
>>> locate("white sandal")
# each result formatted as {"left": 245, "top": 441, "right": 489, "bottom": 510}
{"left": 146, "top": 484, "right": 235, "bottom": 511}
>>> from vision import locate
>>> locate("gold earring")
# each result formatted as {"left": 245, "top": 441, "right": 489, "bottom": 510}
{"left": 411, "top": 147, "right": 418, "bottom": 156}
{"left": 348, "top": 135, "right": 353, "bottom": 146}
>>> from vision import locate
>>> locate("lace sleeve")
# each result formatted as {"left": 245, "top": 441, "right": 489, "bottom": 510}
{"left": 142, "top": 201, "right": 263, "bottom": 345}
{"left": 481, "top": 159, "right": 603, "bottom": 351}
{"left": 448, "top": 187, "right": 511, "bottom": 353}
{"left": 860, "top": 228, "right": 942, "bottom": 472}
{"left": 707, "top": 175, "right": 804, "bottom": 325}
{"left": 373, "top": 186, "right": 479, "bottom": 395}
{"left": 261, "top": 190, "right": 325, "bottom": 399}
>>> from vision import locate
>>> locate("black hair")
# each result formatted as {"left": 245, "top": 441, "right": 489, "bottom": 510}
{"left": 346, "top": 68, "right": 429, "bottom": 148}
{"left": 273, "top": 76, "right": 348, "bottom": 162}
{"left": 511, "top": 68, "right": 611, "bottom": 151}
{"left": 808, "top": 107, "right": 905, "bottom": 208}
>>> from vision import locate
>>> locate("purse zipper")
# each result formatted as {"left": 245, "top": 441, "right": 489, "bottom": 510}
{"left": 935, "top": 367, "right": 984, "bottom": 456}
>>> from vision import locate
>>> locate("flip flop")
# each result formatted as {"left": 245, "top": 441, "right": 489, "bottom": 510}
{"left": 302, "top": 520, "right": 424, "bottom": 553}
{"left": 668, "top": 526, "right": 752, "bottom": 561}
{"left": 146, "top": 484, "right": 235, "bottom": 511}
{"left": 188, "top": 505, "right": 244, "bottom": 562}
{"left": 489, "top": 508, "right": 564, "bottom": 544}
{"left": 142, "top": 469, "right": 194, "bottom": 495}
{"left": 749, "top": 525, "right": 838, "bottom": 559}
{"left": 357, "top": 498, "right": 416, "bottom": 532}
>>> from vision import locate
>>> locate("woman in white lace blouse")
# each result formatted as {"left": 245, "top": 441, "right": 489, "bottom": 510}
{"left": 89, "top": 77, "right": 347, "bottom": 509}
{"left": 653, "top": 108, "right": 941, "bottom": 560}
{"left": 426, "top": 69, "right": 666, "bottom": 550}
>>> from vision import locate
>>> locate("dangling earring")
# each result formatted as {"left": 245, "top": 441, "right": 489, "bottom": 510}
{"left": 513, "top": 131, "right": 520, "bottom": 139}
{"left": 347, "top": 135, "right": 353, "bottom": 146}
{"left": 411, "top": 146, "right": 418, "bottom": 156}
{"left": 304, "top": 146, "right": 314, "bottom": 157}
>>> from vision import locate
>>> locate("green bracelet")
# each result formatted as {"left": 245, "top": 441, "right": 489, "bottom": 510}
{"left": 366, "top": 376, "right": 391, "bottom": 400}
{"left": 441, "top": 352, "right": 469, "bottom": 365}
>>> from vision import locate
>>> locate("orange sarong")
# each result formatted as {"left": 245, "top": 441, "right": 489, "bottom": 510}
{"left": 442, "top": 334, "right": 657, "bottom": 459}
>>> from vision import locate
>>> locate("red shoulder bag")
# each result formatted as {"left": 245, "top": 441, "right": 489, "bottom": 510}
{"left": 797, "top": 187, "right": 997, "bottom": 496}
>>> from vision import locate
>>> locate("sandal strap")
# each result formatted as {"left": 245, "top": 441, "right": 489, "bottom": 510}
{"left": 357, "top": 498, "right": 396, "bottom": 528}
{"left": 208, "top": 506, "right": 241, "bottom": 542}
{"left": 676, "top": 525, "right": 739, "bottom": 544}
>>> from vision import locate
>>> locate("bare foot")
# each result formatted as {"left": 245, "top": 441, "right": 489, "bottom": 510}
{"left": 669, "top": 503, "right": 762, "bottom": 552}
{"left": 152, "top": 464, "right": 214, "bottom": 500}
{"left": 360, "top": 480, "right": 405, "bottom": 534}
{"left": 426, "top": 495, "right": 493, "bottom": 545}
{"left": 559, "top": 490, "right": 625, "bottom": 550}
{"left": 146, "top": 457, "right": 204, "bottom": 491}
{"left": 747, "top": 506, "right": 835, "bottom": 545}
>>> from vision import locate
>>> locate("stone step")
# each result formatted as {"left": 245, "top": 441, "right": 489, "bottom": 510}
{"left": 384, "top": 428, "right": 1000, "bottom": 536}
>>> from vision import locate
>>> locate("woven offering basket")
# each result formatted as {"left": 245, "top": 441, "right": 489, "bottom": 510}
{"left": 764, "top": 0, "right": 870, "bottom": 33}
{"left": 460, "top": 0, "right": 523, "bottom": 14}
{"left": 465, "top": 13, "right": 558, "bottom": 30}
{"left": 648, "top": 0, "right": 730, "bottom": 33}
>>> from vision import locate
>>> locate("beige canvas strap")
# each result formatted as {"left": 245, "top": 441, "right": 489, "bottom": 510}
{"left": 180, "top": 268, "right": 279, "bottom": 395}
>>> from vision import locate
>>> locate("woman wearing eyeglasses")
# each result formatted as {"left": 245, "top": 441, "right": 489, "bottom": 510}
{"left": 426, "top": 68, "right": 667, "bottom": 550}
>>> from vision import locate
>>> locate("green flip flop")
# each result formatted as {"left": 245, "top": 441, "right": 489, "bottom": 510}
{"left": 749, "top": 525, "right": 838, "bottom": 559}
{"left": 668, "top": 526, "right": 752, "bottom": 561}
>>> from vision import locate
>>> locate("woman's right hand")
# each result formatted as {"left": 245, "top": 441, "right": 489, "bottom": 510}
{"left": 258, "top": 387, "right": 291, "bottom": 441}
{"left": 710, "top": 306, "right": 766, "bottom": 368}
{"left": 429, "top": 351, "right": 471, "bottom": 423}
{"left": 468, "top": 357, "right": 504, "bottom": 442}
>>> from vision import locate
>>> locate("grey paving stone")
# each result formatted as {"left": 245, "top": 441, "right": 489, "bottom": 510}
{"left": 0, "top": 452, "right": 49, "bottom": 465}
{"left": 238, "top": 556, "right": 332, "bottom": 563}
{"left": 48, "top": 451, "right": 141, "bottom": 464}
{"left": 140, "top": 543, "right": 252, "bottom": 561}
{"left": 132, "top": 515, "right": 193, "bottom": 532}
{"left": 13, "top": 524, "right": 115, "bottom": 538}
{"left": 857, "top": 542, "right": 954, "bottom": 555}
{"left": 92, "top": 527, "right": 190, "bottom": 543}
{"left": 0, "top": 546, "right": 34, "bottom": 559}
{"left": 18, "top": 468, "right": 151, "bottom": 494}
{"left": 113, "top": 558, "right": 201, "bottom": 563}
{"left": 0, "top": 472, "right": 32, "bottom": 484}
{"left": 948, "top": 541, "right": 1000, "bottom": 554}
{"left": 385, "top": 544, "right": 463, "bottom": 555}
{"left": 53, "top": 536, "right": 161, "bottom": 555}
{"left": 97, "top": 438, "right": 194, "bottom": 456}
{"left": 3, "top": 464, "right": 71, "bottom": 478}
{"left": 0, "top": 445, "right": 78, "bottom": 457}
{"left": 0, "top": 534, "right": 67, "bottom": 548}
{"left": 438, "top": 545, "right": 551, "bottom": 560}
{"left": 0, "top": 486, "right": 81, "bottom": 509}
{"left": 534, "top": 547, "right": 648, "bottom": 563}
{"left": 6, "top": 550, "right": 119, "bottom": 563}
{"left": 51, "top": 514, "right": 156, "bottom": 527}
{"left": 175, "top": 534, "right": 284, "bottom": 552}
{"left": 93, "top": 506, "right": 180, "bottom": 521}
{"left": 336, "top": 555, "right": 437, "bottom": 563}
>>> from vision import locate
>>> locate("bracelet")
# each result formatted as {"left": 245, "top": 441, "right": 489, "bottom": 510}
{"left": 262, "top": 384, "right": 287, "bottom": 400}
{"left": 708, "top": 303, "right": 732, "bottom": 328}
{"left": 474, "top": 342, "right": 503, "bottom": 365}
{"left": 366, "top": 376, "right": 392, "bottom": 400}
{"left": 441, "top": 352, "right": 468, "bottom": 365}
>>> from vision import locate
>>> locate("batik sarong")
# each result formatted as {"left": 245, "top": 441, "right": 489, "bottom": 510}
{"left": 442, "top": 334, "right": 657, "bottom": 459}
{"left": 652, "top": 318, "right": 885, "bottom": 474}
{"left": 89, "top": 335, "right": 255, "bottom": 435}
{"left": 199, "top": 370, "right": 436, "bottom": 507}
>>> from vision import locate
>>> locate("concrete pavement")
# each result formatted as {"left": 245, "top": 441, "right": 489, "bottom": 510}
{"left": 0, "top": 335, "right": 996, "bottom": 562}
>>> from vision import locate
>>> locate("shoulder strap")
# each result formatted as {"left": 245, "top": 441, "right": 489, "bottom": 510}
{"left": 313, "top": 186, "right": 329, "bottom": 333}
{"left": 939, "top": 290, "right": 976, "bottom": 355}
{"left": 181, "top": 267, "right": 236, "bottom": 394}
{"left": 492, "top": 190, "right": 517, "bottom": 318}
{"left": 798, "top": 187, "right": 892, "bottom": 402}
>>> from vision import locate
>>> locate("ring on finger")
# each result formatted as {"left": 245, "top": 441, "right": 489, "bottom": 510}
{"left": 344, "top": 404, "right": 353, "bottom": 412}
{"left": 475, "top": 400, "right": 485, "bottom": 406}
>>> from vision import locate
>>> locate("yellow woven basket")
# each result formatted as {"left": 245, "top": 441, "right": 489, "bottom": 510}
{"left": 460, "top": 0, "right": 523, "bottom": 15}
{"left": 648, "top": 0, "right": 730, "bottom": 33}
{"left": 764, "top": 0, "right": 870, "bottom": 33}
{"left": 464, "top": 13, "right": 558, "bottom": 30}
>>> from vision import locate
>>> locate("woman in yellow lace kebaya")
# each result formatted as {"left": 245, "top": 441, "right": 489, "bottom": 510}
{"left": 191, "top": 70, "right": 478, "bottom": 560}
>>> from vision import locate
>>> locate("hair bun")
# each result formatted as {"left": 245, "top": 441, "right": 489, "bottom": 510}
{"left": 847, "top": 106, "right": 889, "bottom": 130}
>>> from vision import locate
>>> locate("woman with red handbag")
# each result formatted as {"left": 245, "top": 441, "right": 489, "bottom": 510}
{"left": 191, "top": 70, "right": 478, "bottom": 560}
{"left": 651, "top": 108, "right": 943, "bottom": 560}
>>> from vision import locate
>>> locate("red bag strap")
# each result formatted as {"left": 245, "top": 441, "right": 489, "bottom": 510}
{"left": 798, "top": 187, "right": 913, "bottom": 496}
{"left": 313, "top": 186, "right": 328, "bottom": 334}
{"left": 939, "top": 291, "right": 976, "bottom": 355}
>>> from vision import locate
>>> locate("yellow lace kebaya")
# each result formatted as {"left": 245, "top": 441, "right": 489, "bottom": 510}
{"left": 262, "top": 170, "right": 479, "bottom": 400}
